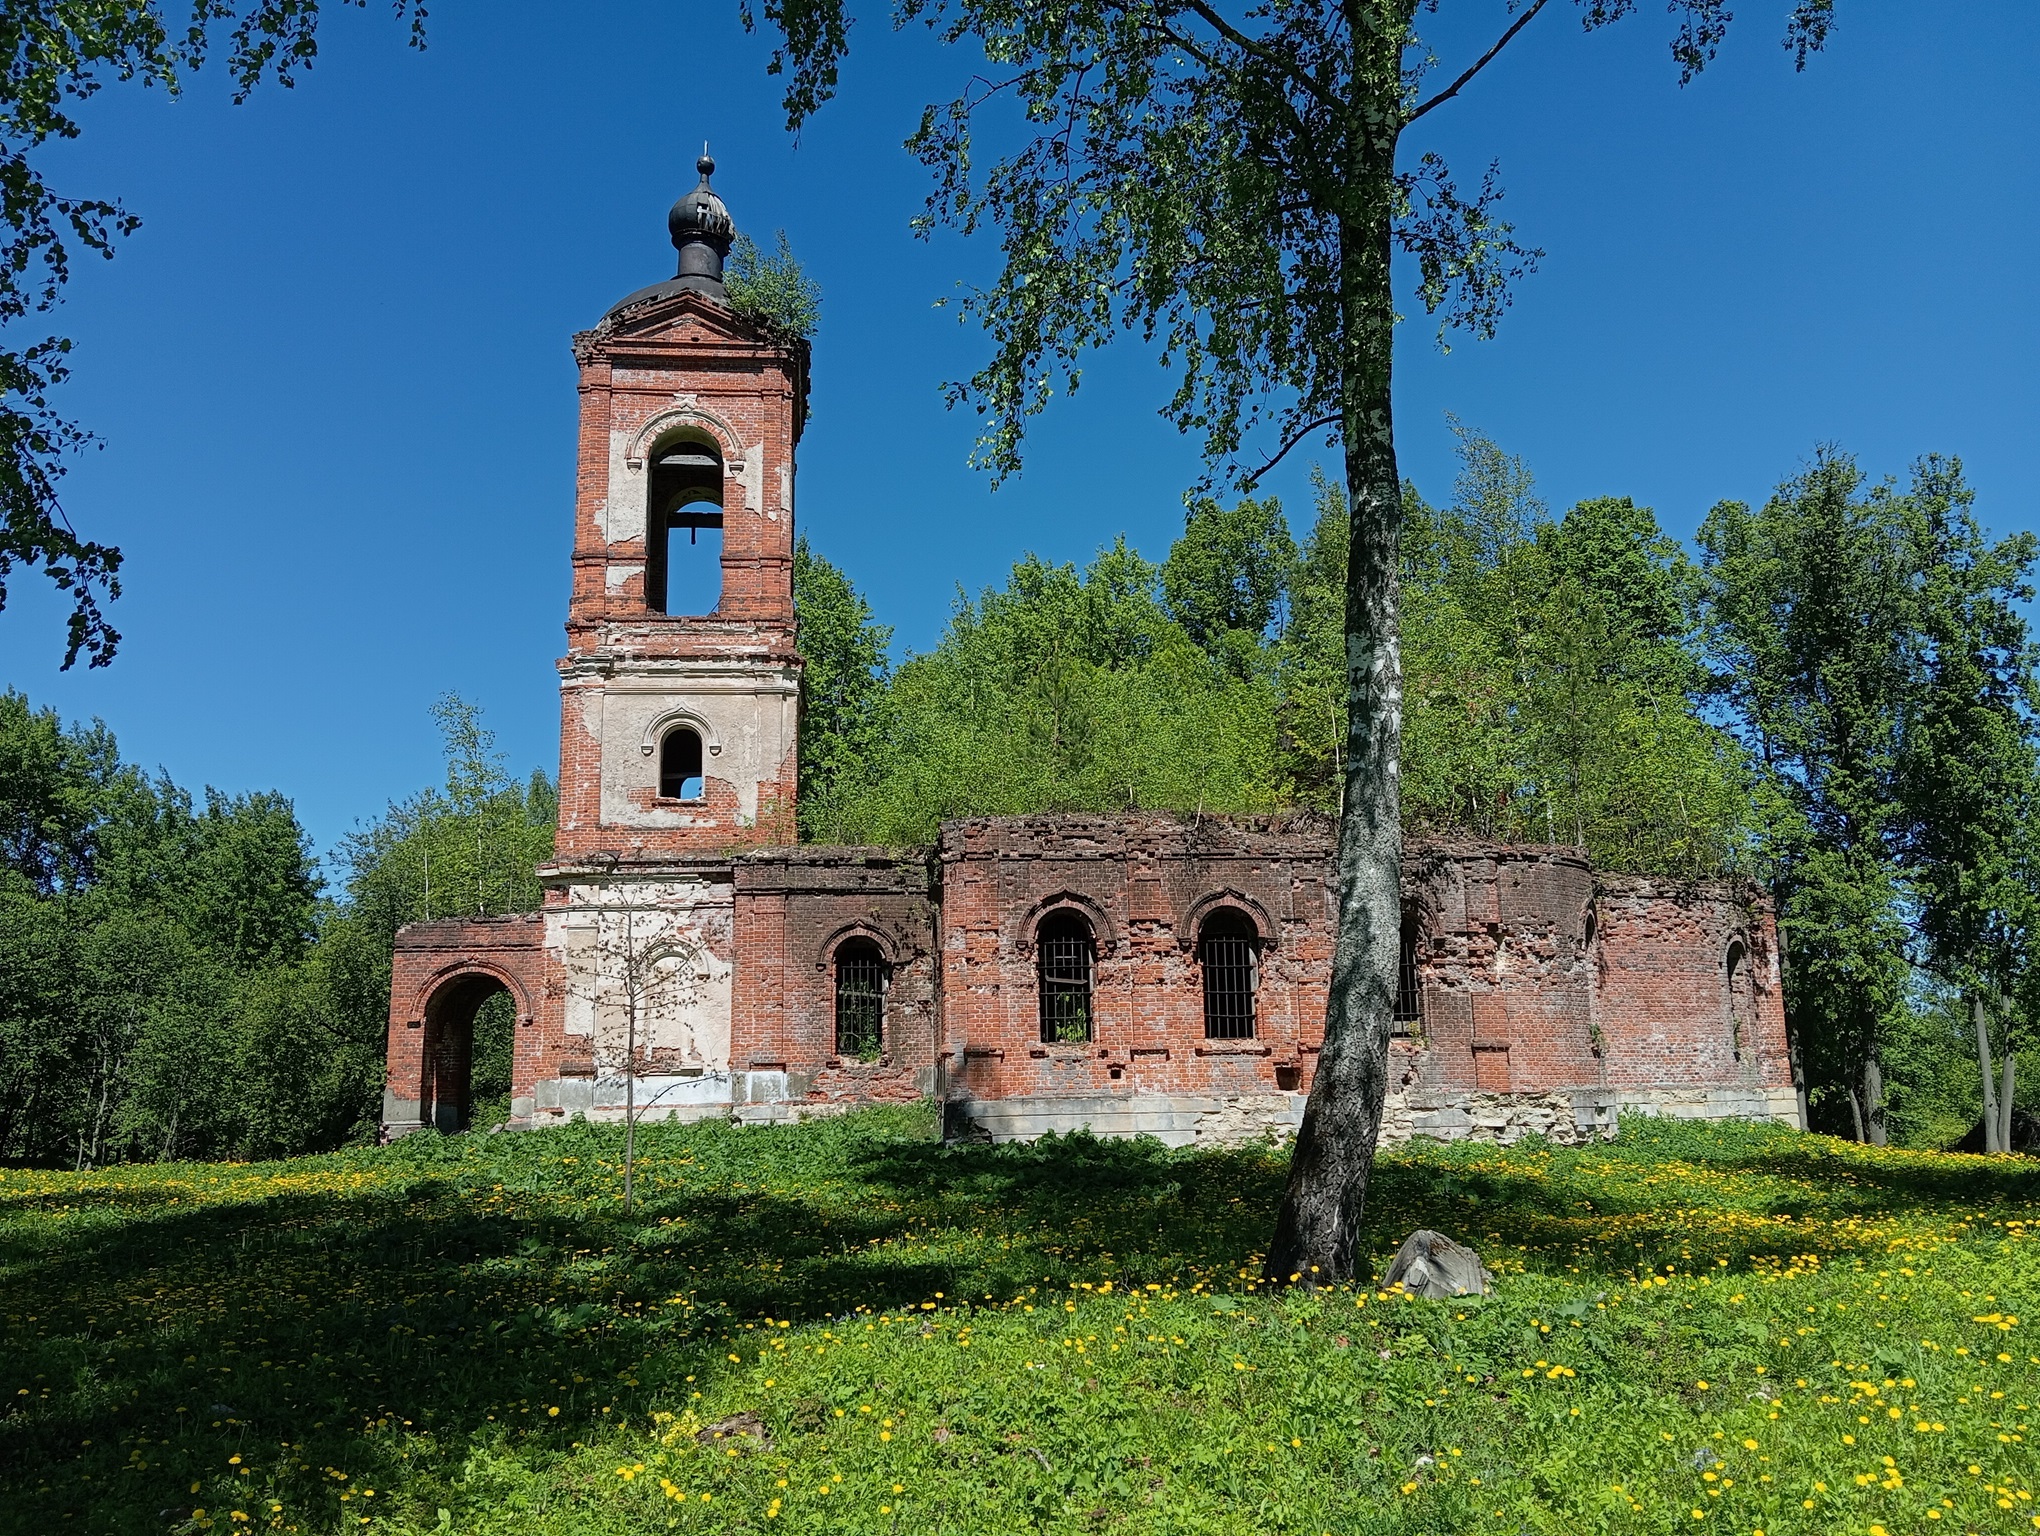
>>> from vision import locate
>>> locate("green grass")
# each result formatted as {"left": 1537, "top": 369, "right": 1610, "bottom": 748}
{"left": 3, "top": 1108, "right": 2037, "bottom": 1536}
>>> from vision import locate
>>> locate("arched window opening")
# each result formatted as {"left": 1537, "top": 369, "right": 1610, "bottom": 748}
{"left": 1583, "top": 904, "right": 1598, "bottom": 951}
{"left": 1393, "top": 906, "right": 1424, "bottom": 1034}
{"left": 659, "top": 727, "right": 705, "bottom": 801}
{"left": 1199, "top": 909, "right": 1260, "bottom": 1039}
{"left": 645, "top": 437, "right": 724, "bottom": 616}
{"left": 1037, "top": 911, "right": 1096, "bottom": 1044}
{"left": 1725, "top": 940, "right": 1751, "bottom": 1059}
{"left": 834, "top": 938, "right": 888, "bottom": 1060}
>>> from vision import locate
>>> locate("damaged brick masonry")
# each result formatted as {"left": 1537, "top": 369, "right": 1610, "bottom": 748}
{"left": 381, "top": 162, "right": 1800, "bottom": 1148}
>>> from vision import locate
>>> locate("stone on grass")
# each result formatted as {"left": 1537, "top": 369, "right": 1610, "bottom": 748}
{"left": 1382, "top": 1229, "right": 1493, "bottom": 1299}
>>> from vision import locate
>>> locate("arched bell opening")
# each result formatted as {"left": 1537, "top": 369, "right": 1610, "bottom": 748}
{"left": 645, "top": 436, "right": 724, "bottom": 617}
{"left": 419, "top": 973, "right": 518, "bottom": 1133}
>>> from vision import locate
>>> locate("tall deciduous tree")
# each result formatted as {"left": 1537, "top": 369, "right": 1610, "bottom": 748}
{"left": 1890, "top": 457, "right": 2040, "bottom": 1154}
{"left": 747, "top": 0, "right": 1837, "bottom": 1276}
{"left": 0, "top": 1, "right": 424, "bottom": 668}
{"left": 1698, "top": 452, "right": 1919, "bottom": 1143}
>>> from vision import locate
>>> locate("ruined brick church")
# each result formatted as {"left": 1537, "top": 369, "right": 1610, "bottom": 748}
{"left": 380, "top": 160, "right": 1802, "bottom": 1147}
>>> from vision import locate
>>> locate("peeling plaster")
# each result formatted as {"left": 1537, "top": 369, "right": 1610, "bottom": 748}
{"left": 607, "top": 430, "right": 646, "bottom": 543}
{"left": 606, "top": 563, "right": 644, "bottom": 592}
{"left": 741, "top": 441, "right": 767, "bottom": 521}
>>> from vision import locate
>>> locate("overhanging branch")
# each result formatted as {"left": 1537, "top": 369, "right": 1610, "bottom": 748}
{"left": 1242, "top": 412, "right": 1341, "bottom": 488}
{"left": 1405, "top": 0, "right": 1551, "bottom": 126}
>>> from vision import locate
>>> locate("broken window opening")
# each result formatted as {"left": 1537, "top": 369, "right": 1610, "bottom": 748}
{"left": 645, "top": 437, "right": 725, "bottom": 616}
{"left": 1037, "top": 911, "right": 1095, "bottom": 1044}
{"left": 659, "top": 726, "right": 705, "bottom": 801}
{"left": 1393, "top": 906, "right": 1424, "bottom": 1034}
{"left": 834, "top": 939, "right": 888, "bottom": 1061}
{"left": 1199, "top": 909, "right": 1259, "bottom": 1040}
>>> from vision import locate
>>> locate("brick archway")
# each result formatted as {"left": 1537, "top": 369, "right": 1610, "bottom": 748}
{"left": 383, "top": 914, "right": 545, "bottom": 1140}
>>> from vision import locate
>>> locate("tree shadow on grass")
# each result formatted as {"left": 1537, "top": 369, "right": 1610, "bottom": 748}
{"left": 3, "top": 1114, "right": 2027, "bottom": 1534}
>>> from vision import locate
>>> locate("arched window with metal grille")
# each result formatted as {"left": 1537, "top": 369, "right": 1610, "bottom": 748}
{"left": 1393, "top": 906, "right": 1424, "bottom": 1033}
{"left": 1036, "top": 911, "right": 1095, "bottom": 1044}
{"left": 834, "top": 938, "right": 888, "bottom": 1060}
{"left": 1198, "top": 909, "right": 1259, "bottom": 1039}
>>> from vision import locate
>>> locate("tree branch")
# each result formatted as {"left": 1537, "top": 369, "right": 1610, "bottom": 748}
{"left": 1242, "top": 413, "right": 1341, "bottom": 488}
{"left": 1177, "top": 0, "right": 1346, "bottom": 115}
{"left": 1405, "top": 0, "right": 1551, "bottom": 126}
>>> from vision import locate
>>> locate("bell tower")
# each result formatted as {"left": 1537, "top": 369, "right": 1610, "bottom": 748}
{"left": 554, "top": 156, "right": 806, "bottom": 856}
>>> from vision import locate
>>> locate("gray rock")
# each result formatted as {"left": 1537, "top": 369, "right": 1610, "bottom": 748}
{"left": 1381, "top": 1229, "right": 1493, "bottom": 1299}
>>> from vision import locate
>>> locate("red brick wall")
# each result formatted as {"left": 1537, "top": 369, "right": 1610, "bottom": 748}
{"left": 731, "top": 848, "right": 941, "bottom": 1107}
{"left": 1593, "top": 874, "right": 1793, "bottom": 1096}
{"left": 383, "top": 821, "right": 1798, "bottom": 1136}
{"left": 1399, "top": 843, "right": 1599, "bottom": 1100}
{"left": 554, "top": 288, "right": 805, "bottom": 863}
{"left": 931, "top": 816, "right": 1337, "bottom": 1103}
{"left": 384, "top": 914, "right": 548, "bottom": 1133}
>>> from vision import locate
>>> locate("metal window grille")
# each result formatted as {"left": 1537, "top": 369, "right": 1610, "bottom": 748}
{"left": 1393, "top": 911, "right": 1424, "bottom": 1033}
{"left": 1037, "top": 913, "right": 1095, "bottom": 1043}
{"left": 1199, "top": 913, "right": 1259, "bottom": 1039}
{"left": 835, "top": 941, "right": 887, "bottom": 1059}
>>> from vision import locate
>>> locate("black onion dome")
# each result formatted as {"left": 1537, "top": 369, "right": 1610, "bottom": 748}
{"left": 604, "top": 152, "right": 738, "bottom": 317}
{"left": 668, "top": 154, "right": 735, "bottom": 252}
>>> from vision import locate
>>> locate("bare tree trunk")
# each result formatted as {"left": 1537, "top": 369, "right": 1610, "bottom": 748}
{"left": 1847, "top": 1086, "right": 1865, "bottom": 1144}
{"left": 1999, "top": 1052, "right": 2017, "bottom": 1155}
{"left": 623, "top": 908, "right": 640, "bottom": 1215}
{"left": 1975, "top": 993, "right": 2003, "bottom": 1155}
{"left": 625, "top": 982, "right": 638, "bottom": 1216}
{"left": 1861, "top": 1053, "right": 1887, "bottom": 1148}
{"left": 1776, "top": 920, "right": 1808, "bottom": 1129}
{"left": 1267, "top": 101, "right": 1403, "bottom": 1284}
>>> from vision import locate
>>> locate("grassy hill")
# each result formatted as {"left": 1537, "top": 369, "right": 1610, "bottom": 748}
{"left": 3, "top": 1109, "right": 2036, "bottom": 1536}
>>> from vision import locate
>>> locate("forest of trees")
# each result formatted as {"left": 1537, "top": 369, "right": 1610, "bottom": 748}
{"left": 2, "top": 430, "right": 2033, "bottom": 1164}
{"left": 0, "top": 693, "right": 553, "bottom": 1166}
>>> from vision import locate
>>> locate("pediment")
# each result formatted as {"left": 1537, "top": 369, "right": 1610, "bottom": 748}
{"left": 575, "top": 283, "right": 774, "bottom": 361}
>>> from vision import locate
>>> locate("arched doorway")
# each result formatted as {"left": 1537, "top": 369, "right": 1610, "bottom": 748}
{"left": 419, "top": 973, "right": 518, "bottom": 1133}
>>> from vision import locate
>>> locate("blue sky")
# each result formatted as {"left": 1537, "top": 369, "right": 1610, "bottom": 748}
{"left": 2, "top": 3, "right": 2035, "bottom": 865}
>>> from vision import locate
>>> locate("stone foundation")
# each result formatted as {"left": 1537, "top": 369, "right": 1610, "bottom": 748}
{"left": 945, "top": 1080, "right": 1802, "bottom": 1149}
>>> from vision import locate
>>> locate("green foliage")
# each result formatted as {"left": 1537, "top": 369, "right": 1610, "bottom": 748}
{"left": 0, "top": 0, "right": 425, "bottom": 668}
{"left": 725, "top": 230, "right": 822, "bottom": 342}
{"left": 801, "top": 424, "right": 1749, "bottom": 875}
{"left": 0, "top": 689, "right": 553, "bottom": 1167}
{"left": 803, "top": 541, "right": 1286, "bottom": 845}
{"left": 337, "top": 694, "right": 557, "bottom": 936}
{"left": 1160, "top": 494, "right": 1296, "bottom": 675}
{"left": 4, "top": 1110, "right": 2036, "bottom": 1533}
{"left": 1697, "top": 451, "right": 2040, "bottom": 1140}
{"left": 792, "top": 537, "right": 893, "bottom": 840}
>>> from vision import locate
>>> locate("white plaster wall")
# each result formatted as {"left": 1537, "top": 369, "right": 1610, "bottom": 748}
{"left": 550, "top": 877, "right": 735, "bottom": 1070}
{"left": 594, "top": 663, "right": 798, "bottom": 827}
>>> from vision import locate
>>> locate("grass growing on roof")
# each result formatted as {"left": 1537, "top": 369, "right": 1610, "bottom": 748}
{"left": 2, "top": 1108, "right": 2036, "bottom": 1535}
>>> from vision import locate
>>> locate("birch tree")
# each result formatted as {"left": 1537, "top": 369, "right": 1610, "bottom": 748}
{"left": 748, "top": 0, "right": 1839, "bottom": 1276}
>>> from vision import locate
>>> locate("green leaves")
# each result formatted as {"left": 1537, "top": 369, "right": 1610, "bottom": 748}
{"left": 794, "top": 538, "right": 893, "bottom": 841}
{"left": 0, "top": 0, "right": 426, "bottom": 667}
{"left": 1697, "top": 450, "right": 2040, "bottom": 1138}
{"left": 799, "top": 537, "right": 1285, "bottom": 844}
{"left": 726, "top": 230, "right": 824, "bottom": 343}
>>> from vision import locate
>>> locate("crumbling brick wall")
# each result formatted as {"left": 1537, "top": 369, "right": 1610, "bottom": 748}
{"left": 1593, "top": 873, "right": 1793, "bottom": 1100}
{"left": 1397, "top": 843, "right": 1599, "bottom": 1100}
{"left": 384, "top": 914, "right": 548, "bottom": 1136}
{"left": 731, "top": 848, "right": 941, "bottom": 1107}
{"left": 933, "top": 815, "right": 1338, "bottom": 1103}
